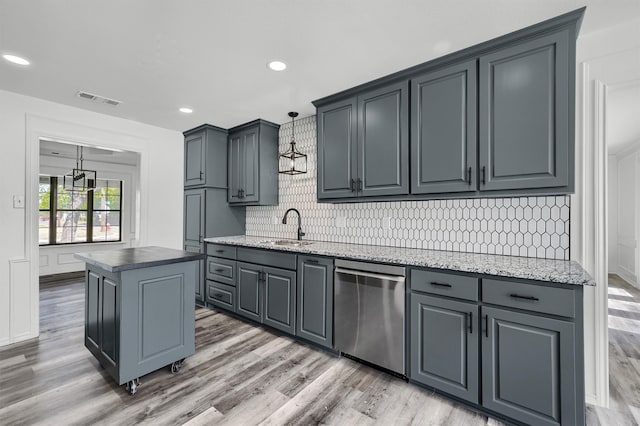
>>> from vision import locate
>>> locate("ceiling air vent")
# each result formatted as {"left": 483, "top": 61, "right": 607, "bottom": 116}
{"left": 76, "top": 91, "right": 122, "bottom": 107}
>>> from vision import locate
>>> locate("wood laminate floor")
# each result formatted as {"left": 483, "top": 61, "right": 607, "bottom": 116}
{"left": 0, "top": 275, "right": 637, "bottom": 425}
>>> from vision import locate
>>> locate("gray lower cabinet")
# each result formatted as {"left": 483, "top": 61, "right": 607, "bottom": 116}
{"left": 410, "top": 293, "right": 479, "bottom": 404}
{"left": 236, "top": 261, "right": 296, "bottom": 334}
{"left": 84, "top": 261, "right": 196, "bottom": 388}
{"left": 411, "top": 60, "right": 477, "bottom": 194}
{"left": 296, "top": 256, "right": 334, "bottom": 348}
{"left": 183, "top": 188, "right": 244, "bottom": 304}
{"left": 482, "top": 306, "right": 577, "bottom": 426}
{"left": 184, "top": 244, "right": 204, "bottom": 302}
{"left": 479, "top": 30, "right": 571, "bottom": 192}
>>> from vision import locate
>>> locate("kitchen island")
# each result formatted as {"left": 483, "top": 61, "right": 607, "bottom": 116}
{"left": 75, "top": 246, "right": 204, "bottom": 395}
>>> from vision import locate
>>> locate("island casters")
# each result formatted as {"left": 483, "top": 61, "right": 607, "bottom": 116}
{"left": 170, "top": 358, "right": 185, "bottom": 374}
{"left": 125, "top": 378, "right": 140, "bottom": 395}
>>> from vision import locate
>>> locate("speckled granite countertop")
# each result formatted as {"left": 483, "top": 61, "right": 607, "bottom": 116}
{"left": 205, "top": 235, "right": 594, "bottom": 286}
{"left": 75, "top": 246, "right": 205, "bottom": 272}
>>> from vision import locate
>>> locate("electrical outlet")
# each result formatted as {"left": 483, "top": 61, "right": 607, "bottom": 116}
{"left": 13, "top": 195, "right": 25, "bottom": 209}
{"left": 336, "top": 216, "right": 346, "bottom": 228}
{"left": 272, "top": 216, "right": 280, "bottom": 225}
{"left": 382, "top": 217, "right": 391, "bottom": 230}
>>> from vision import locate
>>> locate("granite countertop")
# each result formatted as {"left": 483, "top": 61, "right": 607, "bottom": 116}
{"left": 74, "top": 246, "right": 205, "bottom": 273}
{"left": 205, "top": 235, "right": 595, "bottom": 286}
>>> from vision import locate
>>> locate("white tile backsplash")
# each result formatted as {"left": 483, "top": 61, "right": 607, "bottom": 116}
{"left": 246, "top": 115, "right": 570, "bottom": 260}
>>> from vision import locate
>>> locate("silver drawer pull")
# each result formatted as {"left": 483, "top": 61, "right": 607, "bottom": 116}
{"left": 215, "top": 249, "right": 224, "bottom": 253}
{"left": 214, "top": 268, "right": 224, "bottom": 273}
{"left": 510, "top": 293, "right": 539, "bottom": 301}
{"left": 214, "top": 293, "right": 225, "bottom": 299}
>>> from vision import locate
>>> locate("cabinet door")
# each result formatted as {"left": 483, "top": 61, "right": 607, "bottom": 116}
{"left": 482, "top": 306, "right": 577, "bottom": 426}
{"left": 479, "top": 31, "right": 570, "bottom": 191}
{"left": 411, "top": 61, "right": 477, "bottom": 194}
{"left": 184, "top": 244, "right": 204, "bottom": 302}
{"left": 263, "top": 266, "right": 296, "bottom": 335}
{"left": 184, "top": 131, "right": 205, "bottom": 187}
{"left": 99, "top": 276, "right": 119, "bottom": 366}
{"left": 184, "top": 189, "right": 204, "bottom": 246}
{"left": 357, "top": 81, "right": 409, "bottom": 197}
{"left": 236, "top": 262, "right": 262, "bottom": 322}
{"left": 296, "top": 256, "right": 333, "bottom": 348}
{"left": 410, "top": 294, "right": 478, "bottom": 403}
{"left": 317, "top": 97, "right": 358, "bottom": 200}
{"left": 228, "top": 132, "right": 243, "bottom": 203}
{"left": 240, "top": 127, "right": 260, "bottom": 203}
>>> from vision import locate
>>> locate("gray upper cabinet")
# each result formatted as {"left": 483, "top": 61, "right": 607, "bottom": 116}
{"left": 227, "top": 120, "right": 279, "bottom": 206}
{"left": 479, "top": 30, "right": 571, "bottom": 192}
{"left": 184, "top": 189, "right": 205, "bottom": 247}
{"left": 183, "top": 124, "right": 229, "bottom": 188}
{"left": 317, "top": 98, "right": 358, "bottom": 200}
{"left": 316, "top": 81, "right": 409, "bottom": 200}
{"left": 411, "top": 60, "right": 477, "bottom": 194}
{"left": 482, "top": 306, "right": 577, "bottom": 426}
{"left": 358, "top": 81, "right": 409, "bottom": 197}
{"left": 410, "top": 293, "right": 478, "bottom": 404}
{"left": 313, "top": 9, "right": 582, "bottom": 202}
{"left": 296, "top": 256, "right": 334, "bottom": 348}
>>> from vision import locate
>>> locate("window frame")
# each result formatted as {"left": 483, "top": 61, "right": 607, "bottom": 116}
{"left": 39, "top": 175, "right": 123, "bottom": 246}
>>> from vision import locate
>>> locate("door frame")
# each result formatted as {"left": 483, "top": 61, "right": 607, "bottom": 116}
{"left": 573, "top": 63, "right": 609, "bottom": 407}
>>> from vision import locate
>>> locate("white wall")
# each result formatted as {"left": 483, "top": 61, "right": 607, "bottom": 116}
{"left": 0, "top": 89, "right": 183, "bottom": 347}
{"left": 38, "top": 155, "right": 139, "bottom": 276}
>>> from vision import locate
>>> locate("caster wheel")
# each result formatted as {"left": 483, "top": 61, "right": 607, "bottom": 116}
{"left": 125, "top": 378, "right": 140, "bottom": 395}
{"left": 170, "top": 358, "right": 185, "bottom": 374}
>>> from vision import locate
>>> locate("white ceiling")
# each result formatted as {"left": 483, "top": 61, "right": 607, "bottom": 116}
{"left": 607, "top": 80, "right": 640, "bottom": 154}
{"left": 1, "top": 0, "right": 639, "bottom": 132}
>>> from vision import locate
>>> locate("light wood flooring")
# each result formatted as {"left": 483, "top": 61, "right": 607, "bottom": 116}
{"left": 0, "top": 275, "right": 638, "bottom": 425}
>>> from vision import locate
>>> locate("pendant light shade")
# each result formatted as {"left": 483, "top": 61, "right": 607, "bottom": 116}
{"left": 63, "top": 146, "right": 97, "bottom": 192}
{"left": 279, "top": 112, "right": 307, "bottom": 175}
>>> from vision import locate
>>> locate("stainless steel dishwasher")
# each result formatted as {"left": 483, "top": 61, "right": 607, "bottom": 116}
{"left": 334, "top": 259, "right": 406, "bottom": 376}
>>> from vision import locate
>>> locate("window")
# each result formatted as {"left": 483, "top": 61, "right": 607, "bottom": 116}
{"left": 39, "top": 176, "right": 122, "bottom": 245}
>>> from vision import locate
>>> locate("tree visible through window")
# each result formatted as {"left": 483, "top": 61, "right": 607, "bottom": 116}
{"left": 39, "top": 176, "right": 122, "bottom": 245}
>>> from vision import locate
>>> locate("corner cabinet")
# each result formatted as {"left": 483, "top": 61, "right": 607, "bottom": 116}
{"left": 314, "top": 8, "right": 582, "bottom": 202}
{"left": 228, "top": 120, "right": 280, "bottom": 206}
{"left": 479, "top": 30, "right": 572, "bottom": 192}
{"left": 317, "top": 81, "right": 409, "bottom": 200}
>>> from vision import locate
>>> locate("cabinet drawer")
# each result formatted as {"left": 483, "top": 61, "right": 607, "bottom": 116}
{"left": 206, "top": 281, "right": 236, "bottom": 312}
{"left": 411, "top": 269, "right": 478, "bottom": 301}
{"left": 482, "top": 279, "right": 575, "bottom": 318}
{"left": 207, "top": 244, "right": 237, "bottom": 260}
{"left": 206, "top": 257, "right": 236, "bottom": 286}
{"left": 237, "top": 247, "right": 297, "bottom": 270}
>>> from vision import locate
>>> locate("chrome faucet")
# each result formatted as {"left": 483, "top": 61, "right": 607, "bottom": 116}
{"left": 282, "top": 208, "right": 305, "bottom": 241}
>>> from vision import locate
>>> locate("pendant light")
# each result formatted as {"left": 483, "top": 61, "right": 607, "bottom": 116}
{"left": 63, "top": 145, "right": 97, "bottom": 192}
{"left": 279, "top": 112, "right": 307, "bottom": 175}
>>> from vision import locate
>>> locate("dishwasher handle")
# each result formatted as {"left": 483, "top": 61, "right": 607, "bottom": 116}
{"left": 335, "top": 267, "right": 406, "bottom": 283}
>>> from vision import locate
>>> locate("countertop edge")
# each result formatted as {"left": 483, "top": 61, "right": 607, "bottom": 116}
{"left": 205, "top": 237, "right": 595, "bottom": 287}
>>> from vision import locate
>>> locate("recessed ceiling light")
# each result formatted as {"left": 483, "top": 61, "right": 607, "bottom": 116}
{"left": 179, "top": 107, "right": 193, "bottom": 114}
{"left": 3, "top": 54, "right": 30, "bottom": 66}
{"left": 268, "top": 60, "right": 287, "bottom": 71}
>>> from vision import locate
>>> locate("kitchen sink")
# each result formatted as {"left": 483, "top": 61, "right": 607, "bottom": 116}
{"left": 262, "top": 239, "right": 313, "bottom": 247}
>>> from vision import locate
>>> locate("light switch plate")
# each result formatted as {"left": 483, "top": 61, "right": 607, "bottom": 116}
{"left": 13, "top": 195, "right": 25, "bottom": 209}
{"left": 336, "top": 216, "right": 346, "bottom": 228}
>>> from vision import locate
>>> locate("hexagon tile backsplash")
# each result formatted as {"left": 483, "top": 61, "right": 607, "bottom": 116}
{"left": 246, "top": 115, "right": 570, "bottom": 260}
